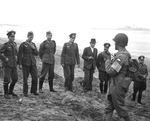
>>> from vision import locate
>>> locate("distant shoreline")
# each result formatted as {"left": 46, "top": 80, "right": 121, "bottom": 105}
{"left": 91, "top": 28, "right": 150, "bottom": 31}
{"left": 0, "top": 24, "right": 150, "bottom": 32}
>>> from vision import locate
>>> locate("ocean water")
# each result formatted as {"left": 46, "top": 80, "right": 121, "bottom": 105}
{"left": 0, "top": 25, "right": 150, "bottom": 58}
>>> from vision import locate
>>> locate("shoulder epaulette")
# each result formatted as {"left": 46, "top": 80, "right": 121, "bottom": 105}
{"left": 43, "top": 40, "right": 47, "bottom": 43}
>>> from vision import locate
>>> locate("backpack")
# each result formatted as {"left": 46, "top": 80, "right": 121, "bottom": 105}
{"left": 126, "top": 59, "right": 143, "bottom": 81}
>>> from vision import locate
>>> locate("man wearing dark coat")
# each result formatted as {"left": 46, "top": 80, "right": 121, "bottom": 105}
{"left": 61, "top": 33, "right": 80, "bottom": 92}
{"left": 132, "top": 55, "right": 148, "bottom": 105}
{"left": 39, "top": 31, "right": 56, "bottom": 93}
{"left": 97, "top": 43, "right": 111, "bottom": 94}
{"left": 18, "top": 31, "right": 39, "bottom": 97}
{"left": 82, "top": 38, "right": 98, "bottom": 92}
{"left": 0, "top": 30, "right": 18, "bottom": 99}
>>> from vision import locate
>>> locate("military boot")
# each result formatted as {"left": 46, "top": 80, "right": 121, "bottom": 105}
{"left": 137, "top": 92, "right": 142, "bottom": 104}
{"left": 132, "top": 92, "right": 136, "bottom": 101}
{"left": 49, "top": 80, "right": 56, "bottom": 92}
{"left": 68, "top": 82, "right": 73, "bottom": 92}
{"left": 100, "top": 83, "right": 104, "bottom": 93}
{"left": 104, "top": 82, "right": 108, "bottom": 94}
{"left": 39, "top": 79, "right": 44, "bottom": 93}
{"left": 9, "top": 83, "right": 18, "bottom": 97}
{"left": 4, "top": 85, "right": 11, "bottom": 99}
{"left": 123, "top": 115, "right": 131, "bottom": 121}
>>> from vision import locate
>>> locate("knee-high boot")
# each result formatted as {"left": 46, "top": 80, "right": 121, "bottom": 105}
{"left": 132, "top": 92, "right": 137, "bottom": 101}
{"left": 49, "top": 80, "right": 56, "bottom": 92}
{"left": 100, "top": 82, "right": 103, "bottom": 93}
{"left": 4, "top": 84, "right": 11, "bottom": 99}
{"left": 138, "top": 91, "right": 142, "bottom": 104}
{"left": 39, "top": 78, "right": 44, "bottom": 93}
{"left": 9, "top": 83, "right": 18, "bottom": 97}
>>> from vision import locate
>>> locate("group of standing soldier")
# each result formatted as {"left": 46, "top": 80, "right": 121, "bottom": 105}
{"left": 0, "top": 30, "right": 57, "bottom": 98}
{"left": 0, "top": 30, "right": 148, "bottom": 121}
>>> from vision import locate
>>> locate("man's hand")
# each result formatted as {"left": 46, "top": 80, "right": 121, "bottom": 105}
{"left": 5, "top": 58, "right": 9, "bottom": 62}
{"left": 30, "top": 43, "right": 35, "bottom": 49}
{"left": 77, "top": 64, "right": 80, "bottom": 68}
{"left": 143, "top": 75, "right": 147, "bottom": 79}
{"left": 88, "top": 56, "right": 94, "bottom": 60}
{"left": 61, "top": 64, "right": 64, "bottom": 68}
{"left": 15, "top": 56, "right": 18, "bottom": 61}
{"left": 19, "top": 65, "right": 22, "bottom": 70}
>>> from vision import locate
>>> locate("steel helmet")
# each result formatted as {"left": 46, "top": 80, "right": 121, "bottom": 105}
{"left": 113, "top": 33, "right": 128, "bottom": 47}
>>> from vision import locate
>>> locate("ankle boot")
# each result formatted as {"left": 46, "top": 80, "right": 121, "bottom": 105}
{"left": 4, "top": 84, "right": 11, "bottom": 99}
{"left": 9, "top": 83, "right": 18, "bottom": 97}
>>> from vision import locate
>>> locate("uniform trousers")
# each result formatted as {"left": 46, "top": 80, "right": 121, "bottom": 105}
{"left": 22, "top": 65, "right": 38, "bottom": 94}
{"left": 99, "top": 70, "right": 109, "bottom": 93}
{"left": 83, "top": 68, "right": 94, "bottom": 91}
{"left": 105, "top": 84, "right": 129, "bottom": 118}
{"left": 132, "top": 81, "right": 146, "bottom": 103}
{"left": 63, "top": 65, "right": 75, "bottom": 91}
{"left": 39, "top": 63, "right": 54, "bottom": 90}
{"left": 3, "top": 66, "right": 18, "bottom": 85}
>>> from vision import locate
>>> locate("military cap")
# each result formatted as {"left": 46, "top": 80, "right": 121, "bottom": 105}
{"left": 104, "top": 43, "right": 111, "bottom": 48}
{"left": 7, "top": 30, "right": 16, "bottom": 37}
{"left": 46, "top": 31, "right": 52, "bottom": 35}
{"left": 90, "top": 38, "right": 96, "bottom": 44}
{"left": 27, "top": 31, "right": 34, "bottom": 37}
{"left": 138, "top": 55, "right": 145, "bottom": 60}
{"left": 69, "top": 33, "right": 76, "bottom": 38}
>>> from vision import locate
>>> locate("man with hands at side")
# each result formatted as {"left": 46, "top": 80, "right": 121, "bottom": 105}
{"left": 61, "top": 33, "right": 80, "bottom": 92}
{"left": 18, "top": 31, "right": 39, "bottom": 97}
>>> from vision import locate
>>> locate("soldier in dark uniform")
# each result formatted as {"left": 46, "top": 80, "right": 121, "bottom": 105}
{"left": 0, "top": 30, "right": 18, "bottom": 99}
{"left": 132, "top": 55, "right": 148, "bottom": 104}
{"left": 82, "top": 39, "right": 98, "bottom": 92}
{"left": 39, "top": 31, "right": 56, "bottom": 93}
{"left": 18, "top": 31, "right": 39, "bottom": 97}
{"left": 105, "top": 33, "right": 131, "bottom": 121}
{"left": 61, "top": 33, "right": 80, "bottom": 92}
{"left": 97, "top": 43, "right": 111, "bottom": 94}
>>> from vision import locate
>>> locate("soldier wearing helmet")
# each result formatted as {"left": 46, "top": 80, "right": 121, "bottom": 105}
{"left": 105, "top": 33, "right": 131, "bottom": 121}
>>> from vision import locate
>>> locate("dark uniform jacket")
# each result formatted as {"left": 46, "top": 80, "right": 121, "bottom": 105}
{"left": 139, "top": 63, "right": 148, "bottom": 81}
{"left": 39, "top": 40, "right": 56, "bottom": 64}
{"left": 18, "top": 41, "right": 38, "bottom": 66}
{"left": 97, "top": 51, "right": 111, "bottom": 71}
{"left": 0, "top": 41, "right": 18, "bottom": 67}
{"left": 82, "top": 47, "right": 98, "bottom": 70}
{"left": 61, "top": 42, "right": 80, "bottom": 65}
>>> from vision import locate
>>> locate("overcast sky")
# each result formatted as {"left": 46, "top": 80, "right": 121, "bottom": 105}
{"left": 0, "top": 0, "right": 150, "bottom": 29}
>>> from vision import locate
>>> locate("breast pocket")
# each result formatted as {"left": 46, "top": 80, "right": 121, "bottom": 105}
{"left": 7, "top": 46, "right": 12, "bottom": 52}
